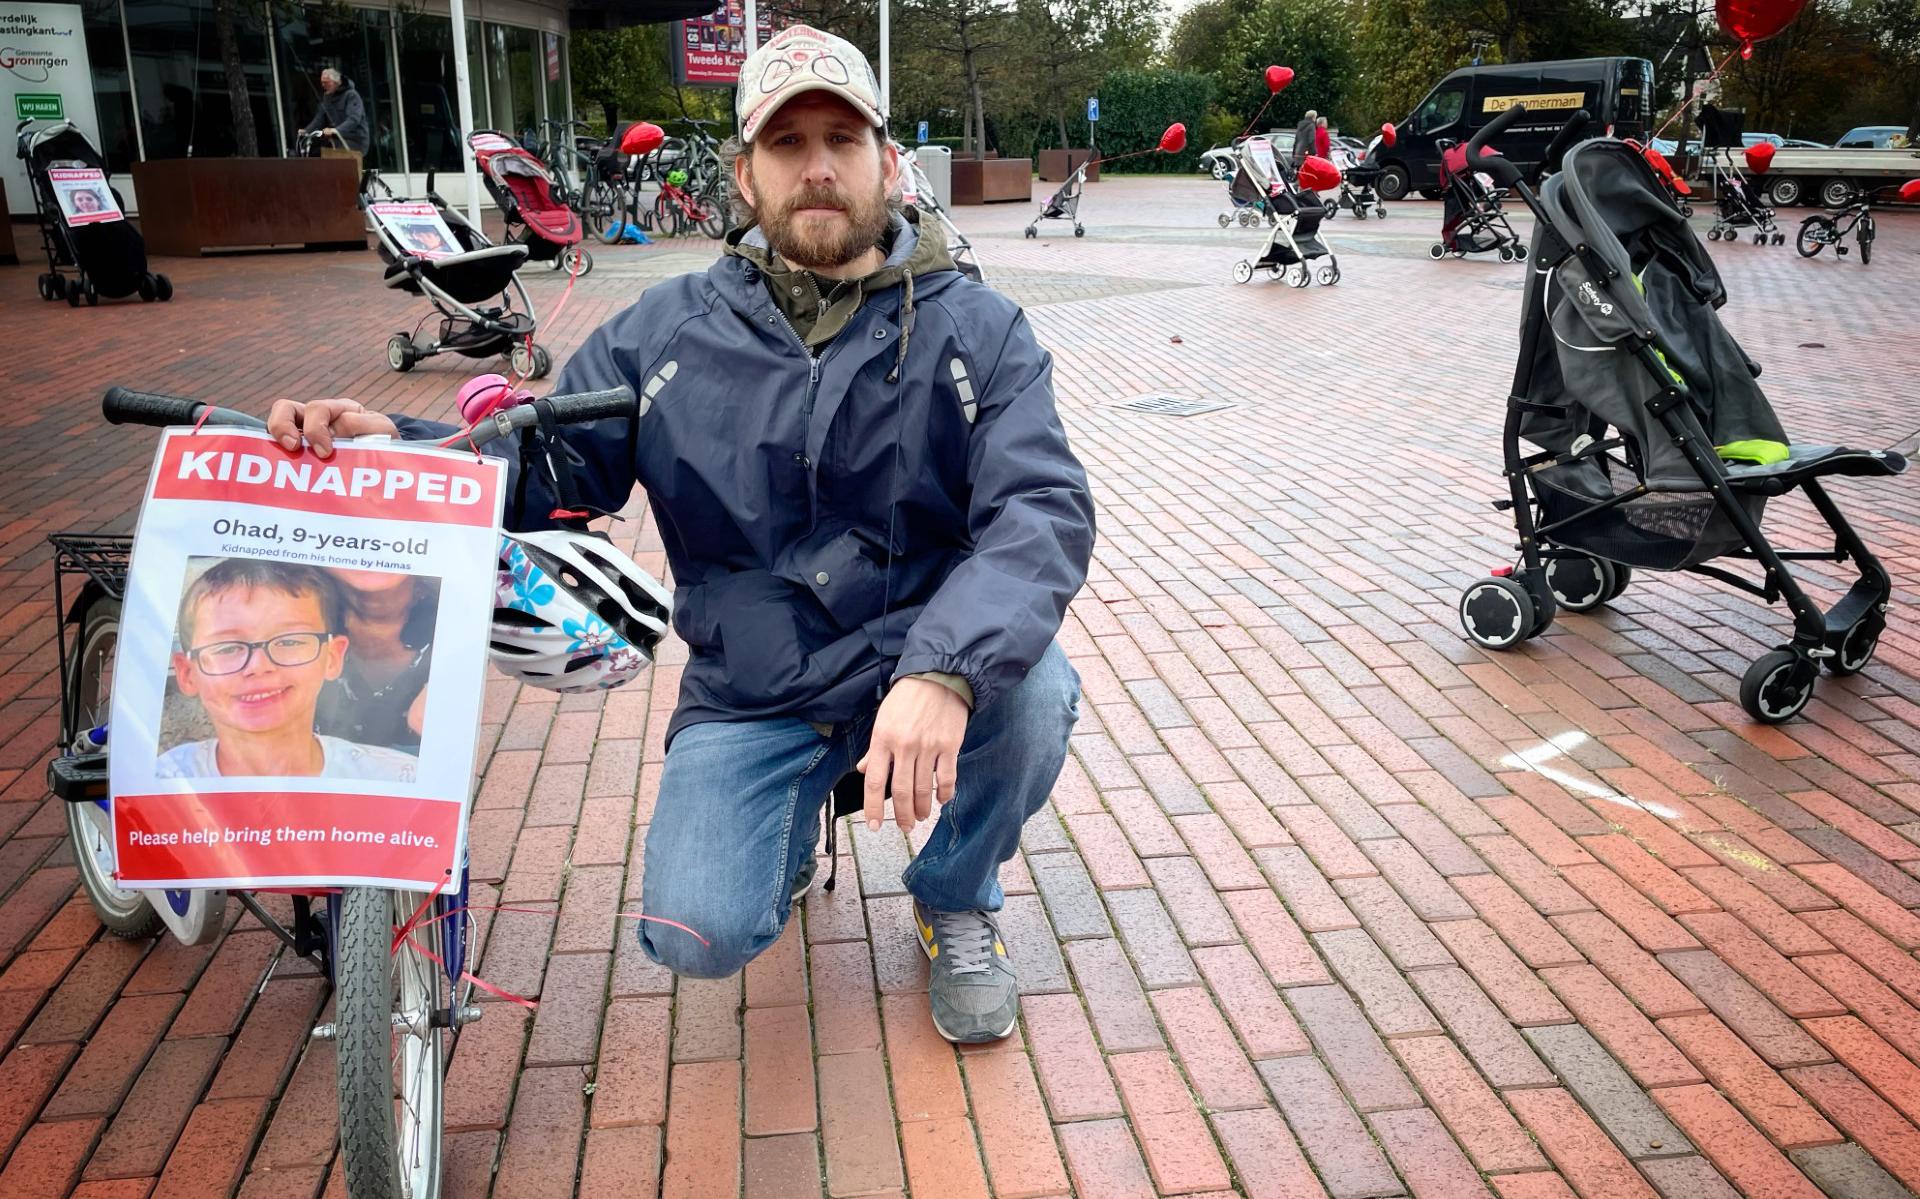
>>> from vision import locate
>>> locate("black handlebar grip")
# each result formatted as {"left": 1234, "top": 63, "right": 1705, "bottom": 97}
{"left": 1467, "top": 104, "right": 1527, "bottom": 188}
{"left": 1541, "top": 109, "right": 1592, "bottom": 175}
{"left": 102, "top": 388, "right": 266, "bottom": 429}
{"left": 538, "top": 386, "right": 637, "bottom": 425}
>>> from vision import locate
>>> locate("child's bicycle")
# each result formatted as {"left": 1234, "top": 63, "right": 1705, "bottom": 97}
{"left": 645, "top": 166, "right": 726, "bottom": 239}
{"left": 49, "top": 382, "right": 636, "bottom": 1199}
{"left": 1796, "top": 195, "right": 1877, "bottom": 264}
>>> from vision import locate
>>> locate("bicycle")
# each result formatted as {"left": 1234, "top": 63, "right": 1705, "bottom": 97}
{"left": 1796, "top": 196, "right": 1876, "bottom": 265}
{"left": 646, "top": 166, "right": 725, "bottom": 239}
{"left": 50, "top": 382, "right": 636, "bottom": 1199}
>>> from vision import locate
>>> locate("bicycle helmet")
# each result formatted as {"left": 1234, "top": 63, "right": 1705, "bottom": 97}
{"left": 666, "top": 168, "right": 688, "bottom": 187}
{"left": 492, "top": 530, "right": 672, "bottom": 692}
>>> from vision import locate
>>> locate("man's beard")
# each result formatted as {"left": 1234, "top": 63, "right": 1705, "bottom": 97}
{"left": 755, "top": 178, "right": 891, "bottom": 271}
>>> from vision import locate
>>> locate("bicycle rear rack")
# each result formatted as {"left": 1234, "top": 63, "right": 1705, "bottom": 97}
{"left": 46, "top": 532, "right": 133, "bottom": 754}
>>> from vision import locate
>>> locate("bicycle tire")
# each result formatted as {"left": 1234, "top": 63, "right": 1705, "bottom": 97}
{"left": 587, "top": 181, "right": 623, "bottom": 245}
{"left": 63, "top": 597, "right": 161, "bottom": 938}
{"left": 695, "top": 187, "right": 726, "bottom": 238}
{"left": 1795, "top": 217, "right": 1831, "bottom": 257}
{"left": 1859, "top": 220, "right": 1872, "bottom": 266}
{"left": 336, "top": 886, "right": 446, "bottom": 1199}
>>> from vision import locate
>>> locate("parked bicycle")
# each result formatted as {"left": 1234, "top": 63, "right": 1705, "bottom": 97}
{"left": 51, "top": 383, "right": 636, "bottom": 1199}
{"left": 646, "top": 165, "right": 726, "bottom": 239}
{"left": 1796, "top": 195, "right": 1877, "bottom": 265}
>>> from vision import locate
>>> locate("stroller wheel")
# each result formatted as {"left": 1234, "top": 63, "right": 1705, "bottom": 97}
{"left": 1741, "top": 649, "right": 1817, "bottom": 724}
{"left": 1512, "top": 244, "right": 1527, "bottom": 262}
{"left": 1218, "top": 213, "right": 1232, "bottom": 228}
{"left": 1239, "top": 211, "right": 1258, "bottom": 227}
{"left": 1024, "top": 226, "right": 1037, "bottom": 239}
{"left": 1375, "top": 205, "right": 1387, "bottom": 219}
{"left": 1459, "top": 576, "right": 1536, "bottom": 651}
{"left": 1707, "top": 227, "right": 1721, "bottom": 241}
{"left": 1772, "top": 232, "right": 1785, "bottom": 246}
{"left": 531, "top": 344, "right": 554, "bottom": 380}
{"left": 1681, "top": 204, "right": 1695, "bottom": 218}
{"left": 83, "top": 280, "right": 98, "bottom": 306}
{"left": 1545, "top": 555, "right": 1615, "bottom": 612}
{"left": 1428, "top": 243, "right": 1446, "bottom": 260}
{"left": 1826, "top": 611, "right": 1884, "bottom": 676}
{"left": 1316, "top": 266, "right": 1336, "bottom": 286}
{"left": 138, "top": 276, "right": 156, "bottom": 303}
{"left": 1288, "top": 264, "right": 1311, "bottom": 288}
{"left": 1074, "top": 226, "right": 1085, "bottom": 238}
{"left": 1498, "top": 245, "right": 1515, "bottom": 263}
{"left": 387, "top": 334, "right": 418, "bottom": 373}
{"left": 1753, "top": 232, "right": 1765, "bottom": 246}
{"left": 1603, "top": 563, "right": 1633, "bottom": 602}
{"left": 66, "top": 283, "right": 81, "bottom": 308}
{"left": 1266, "top": 264, "right": 1284, "bottom": 280}
{"left": 1232, "top": 261, "right": 1254, "bottom": 284}
{"left": 154, "top": 274, "right": 173, "bottom": 303}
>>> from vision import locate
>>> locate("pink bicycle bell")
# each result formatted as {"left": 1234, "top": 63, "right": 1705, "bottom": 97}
{"left": 457, "top": 373, "right": 533, "bottom": 425}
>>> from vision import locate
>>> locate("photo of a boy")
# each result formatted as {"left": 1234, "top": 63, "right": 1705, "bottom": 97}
{"left": 157, "top": 558, "right": 418, "bottom": 782}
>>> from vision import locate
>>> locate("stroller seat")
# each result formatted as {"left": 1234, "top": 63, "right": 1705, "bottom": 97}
{"left": 1724, "top": 446, "right": 1908, "bottom": 495}
{"left": 384, "top": 244, "right": 529, "bottom": 304}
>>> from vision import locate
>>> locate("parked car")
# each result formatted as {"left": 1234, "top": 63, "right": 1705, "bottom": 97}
{"left": 1201, "top": 131, "right": 1297, "bottom": 180}
{"left": 1836, "top": 126, "right": 1909, "bottom": 149}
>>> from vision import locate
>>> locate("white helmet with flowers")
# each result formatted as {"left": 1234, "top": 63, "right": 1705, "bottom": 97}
{"left": 491, "top": 529, "right": 671, "bottom": 692}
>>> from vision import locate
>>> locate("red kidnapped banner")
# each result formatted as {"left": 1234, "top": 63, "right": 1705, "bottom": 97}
{"left": 149, "top": 434, "right": 497, "bottom": 527}
{"left": 116, "top": 791, "right": 462, "bottom": 885}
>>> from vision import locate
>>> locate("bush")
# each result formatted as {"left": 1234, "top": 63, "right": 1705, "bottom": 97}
{"left": 1092, "top": 68, "right": 1215, "bottom": 173}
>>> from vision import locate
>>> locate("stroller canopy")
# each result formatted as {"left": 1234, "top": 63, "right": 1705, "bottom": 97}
{"left": 474, "top": 141, "right": 583, "bottom": 247}
{"left": 20, "top": 122, "right": 107, "bottom": 171}
{"left": 1518, "top": 139, "right": 1785, "bottom": 491}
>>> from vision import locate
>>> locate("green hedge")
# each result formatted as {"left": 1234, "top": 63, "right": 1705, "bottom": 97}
{"left": 1091, "top": 69, "right": 1215, "bottom": 173}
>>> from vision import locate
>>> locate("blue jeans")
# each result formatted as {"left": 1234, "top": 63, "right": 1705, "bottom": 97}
{"left": 638, "top": 642, "right": 1081, "bottom": 978}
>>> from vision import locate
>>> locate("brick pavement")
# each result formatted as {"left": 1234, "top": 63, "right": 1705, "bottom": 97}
{"left": 0, "top": 178, "right": 1917, "bottom": 1198}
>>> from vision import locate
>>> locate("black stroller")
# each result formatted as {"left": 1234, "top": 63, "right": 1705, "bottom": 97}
{"left": 1228, "top": 136, "right": 1341, "bottom": 286}
{"left": 1456, "top": 105, "right": 1908, "bottom": 724}
{"left": 16, "top": 120, "right": 172, "bottom": 306}
{"left": 1335, "top": 143, "right": 1388, "bottom": 219}
{"left": 361, "top": 170, "right": 552, "bottom": 378}
{"left": 1700, "top": 105, "right": 1783, "bottom": 245}
{"left": 1026, "top": 159, "right": 1090, "bottom": 238}
{"left": 1432, "top": 139, "right": 1524, "bottom": 262}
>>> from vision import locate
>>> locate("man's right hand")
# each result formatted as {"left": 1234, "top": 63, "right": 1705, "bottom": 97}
{"left": 266, "top": 397, "right": 398, "bottom": 459}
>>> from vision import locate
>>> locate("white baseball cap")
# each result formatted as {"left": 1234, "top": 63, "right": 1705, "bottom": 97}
{"left": 736, "top": 25, "right": 885, "bottom": 143}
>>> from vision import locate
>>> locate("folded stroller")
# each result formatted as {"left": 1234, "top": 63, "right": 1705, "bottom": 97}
{"left": 1456, "top": 105, "right": 1907, "bottom": 724}
{"left": 1432, "top": 140, "right": 1525, "bottom": 262}
{"left": 469, "top": 131, "right": 592, "bottom": 276}
{"left": 1025, "top": 159, "right": 1089, "bottom": 239}
{"left": 897, "top": 144, "right": 984, "bottom": 282}
{"left": 16, "top": 120, "right": 172, "bottom": 306}
{"left": 1699, "top": 105, "right": 1782, "bottom": 245}
{"left": 361, "top": 171, "right": 551, "bottom": 379}
{"left": 1228, "top": 138, "right": 1341, "bottom": 286}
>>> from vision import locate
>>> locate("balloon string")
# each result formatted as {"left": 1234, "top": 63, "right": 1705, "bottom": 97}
{"left": 1238, "top": 94, "right": 1278, "bottom": 141}
{"left": 1651, "top": 46, "right": 1742, "bottom": 144}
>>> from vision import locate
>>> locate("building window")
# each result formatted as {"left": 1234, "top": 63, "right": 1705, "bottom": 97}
{"left": 78, "top": 0, "right": 138, "bottom": 173}
{"left": 543, "top": 33, "right": 569, "bottom": 135}
{"left": 395, "top": 10, "right": 463, "bottom": 172}
{"left": 274, "top": 2, "right": 402, "bottom": 171}
{"left": 126, "top": 0, "right": 278, "bottom": 161}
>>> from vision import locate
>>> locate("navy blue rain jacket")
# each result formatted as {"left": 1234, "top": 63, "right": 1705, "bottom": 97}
{"left": 416, "top": 217, "right": 1094, "bottom": 746}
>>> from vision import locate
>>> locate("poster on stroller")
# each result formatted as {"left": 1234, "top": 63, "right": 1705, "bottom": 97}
{"left": 49, "top": 167, "right": 120, "bottom": 224}
{"left": 108, "top": 428, "right": 505, "bottom": 890}
{"left": 369, "top": 200, "right": 461, "bottom": 259}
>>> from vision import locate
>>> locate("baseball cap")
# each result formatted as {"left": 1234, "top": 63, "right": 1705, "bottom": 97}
{"left": 736, "top": 25, "right": 885, "bottom": 143}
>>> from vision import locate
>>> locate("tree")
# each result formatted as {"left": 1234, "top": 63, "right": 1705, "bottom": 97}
{"left": 1350, "top": 0, "right": 1485, "bottom": 124}
{"left": 907, "top": 0, "right": 1014, "bottom": 151}
{"left": 1719, "top": 0, "right": 1875, "bottom": 136}
{"left": 1167, "top": 0, "right": 1258, "bottom": 74}
{"left": 211, "top": 0, "right": 260, "bottom": 157}
{"left": 1213, "top": 0, "right": 1356, "bottom": 129}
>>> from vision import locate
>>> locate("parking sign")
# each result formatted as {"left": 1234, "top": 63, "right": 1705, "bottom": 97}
{"left": 917, "top": 120, "right": 928, "bottom": 143}
{"left": 1087, "top": 97, "right": 1100, "bottom": 123}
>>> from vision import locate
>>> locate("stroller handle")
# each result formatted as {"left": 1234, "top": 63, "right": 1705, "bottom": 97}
{"left": 104, "top": 388, "right": 267, "bottom": 431}
{"left": 1467, "top": 105, "right": 1527, "bottom": 190}
{"left": 1539, "top": 110, "right": 1592, "bottom": 181}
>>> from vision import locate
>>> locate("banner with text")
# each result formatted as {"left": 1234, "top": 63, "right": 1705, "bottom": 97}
{"left": 3, "top": 2, "right": 104, "bottom": 216}
{"left": 673, "top": 0, "right": 786, "bottom": 87}
{"left": 110, "top": 430, "right": 506, "bottom": 889}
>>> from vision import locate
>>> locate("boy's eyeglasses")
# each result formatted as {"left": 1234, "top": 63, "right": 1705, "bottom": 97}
{"left": 186, "top": 632, "right": 334, "bottom": 675}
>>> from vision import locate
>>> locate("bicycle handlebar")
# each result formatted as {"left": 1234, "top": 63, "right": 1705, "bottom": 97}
{"left": 103, "top": 385, "right": 639, "bottom": 452}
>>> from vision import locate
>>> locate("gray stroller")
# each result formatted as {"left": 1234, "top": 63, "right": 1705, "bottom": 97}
{"left": 1456, "top": 105, "right": 1908, "bottom": 724}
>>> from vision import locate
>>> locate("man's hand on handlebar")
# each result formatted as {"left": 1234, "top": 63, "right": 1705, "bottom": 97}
{"left": 266, "top": 397, "right": 399, "bottom": 458}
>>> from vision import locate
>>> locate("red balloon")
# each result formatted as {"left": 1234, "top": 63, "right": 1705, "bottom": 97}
{"left": 1297, "top": 155, "right": 1341, "bottom": 191}
{"left": 1158, "top": 123, "right": 1188, "bottom": 154}
{"left": 1380, "top": 122, "right": 1397, "bottom": 148}
{"left": 1744, "top": 141, "right": 1775, "bottom": 174}
{"left": 1902, "top": 179, "right": 1920, "bottom": 202}
{"left": 619, "top": 122, "right": 665, "bottom": 156}
{"left": 1715, "top": 0, "right": 1808, "bottom": 46}
{"left": 1265, "top": 66, "right": 1294, "bottom": 94}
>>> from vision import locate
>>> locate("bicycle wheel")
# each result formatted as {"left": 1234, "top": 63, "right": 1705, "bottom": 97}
{"left": 1795, "top": 216, "right": 1832, "bottom": 257}
{"left": 587, "top": 181, "right": 624, "bottom": 244}
{"left": 693, "top": 187, "right": 726, "bottom": 238}
{"left": 336, "top": 886, "right": 446, "bottom": 1199}
{"left": 654, "top": 190, "right": 681, "bottom": 237}
{"left": 63, "top": 597, "right": 161, "bottom": 938}
{"left": 1858, "top": 219, "right": 1872, "bottom": 266}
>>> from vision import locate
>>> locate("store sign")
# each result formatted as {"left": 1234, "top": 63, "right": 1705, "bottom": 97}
{"left": 673, "top": 0, "right": 782, "bottom": 87}
{"left": 545, "top": 32, "right": 560, "bottom": 83}
{"left": 2, "top": 2, "right": 101, "bottom": 216}
{"left": 14, "top": 91, "right": 61, "bottom": 119}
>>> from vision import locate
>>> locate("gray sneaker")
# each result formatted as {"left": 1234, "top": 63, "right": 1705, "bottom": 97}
{"left": 913, "top": 898, "right": 1019, "bottom": 1043}
{"left": 790, "top": 856, "right": 818, "bottom": 904}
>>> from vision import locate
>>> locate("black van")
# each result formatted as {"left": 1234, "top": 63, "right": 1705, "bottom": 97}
{"left": 1375, "top": 57, "right": 1655, "bottom": 200}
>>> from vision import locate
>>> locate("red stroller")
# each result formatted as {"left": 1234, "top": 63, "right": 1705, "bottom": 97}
{"left": 469, "top": 131, "right": 592, "bottom": 275}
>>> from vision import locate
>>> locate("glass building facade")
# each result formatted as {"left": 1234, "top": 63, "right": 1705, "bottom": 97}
{"left": 73, "top": 0, "right": 570, "bottom": 192}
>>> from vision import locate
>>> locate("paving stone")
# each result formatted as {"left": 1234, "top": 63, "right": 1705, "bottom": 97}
{"left": 1522, "top": 1025, "right": 1692, "bottom": 1160}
